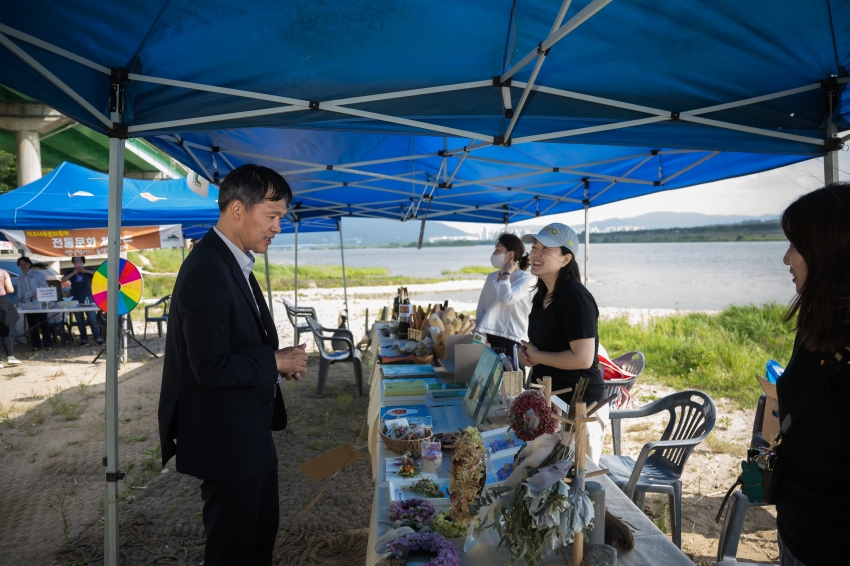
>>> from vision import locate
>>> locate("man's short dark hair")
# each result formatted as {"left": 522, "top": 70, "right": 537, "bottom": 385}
{"left": 73, "top": 257, "right": 86, "bottom": 264}
{"left": 218, "top": 164, "right": 292, "bottom": 212}
{"left": 17, "top": 256, "right": 33, "bottom": 267}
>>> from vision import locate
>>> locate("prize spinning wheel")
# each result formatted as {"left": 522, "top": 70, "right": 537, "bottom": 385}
{"left": 91, "top": 259, "right": 143, "bottom": 315}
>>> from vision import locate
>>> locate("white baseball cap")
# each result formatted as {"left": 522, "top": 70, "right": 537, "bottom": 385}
{"left": 521, "top": 223, "right": 579, "bottom": 256}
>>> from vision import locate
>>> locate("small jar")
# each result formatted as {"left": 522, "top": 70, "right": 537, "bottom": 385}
{"left": 421, "top": 440, "right": 443, "bottom": 473}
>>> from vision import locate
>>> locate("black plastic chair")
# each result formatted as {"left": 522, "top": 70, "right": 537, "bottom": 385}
{"left": 600, "top": 390, "right": 716, "bottom": 549}
{"left": 306, "top": 316, "right": 363, "bottom": 398}
{"left": 714, "top": 394, "right": 772, "bottom": 566}
{"left": 283, "top": 298, "right": 316, "bottom": 345}
{"left": 607, "top": 351, "right": 646, "bottom": 454}
{"left": 144, "top": 295, "right": 170, "bottom": 339}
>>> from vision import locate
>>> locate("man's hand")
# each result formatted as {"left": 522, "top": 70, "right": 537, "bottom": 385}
{"left": 275, "top": 344, "right": 308, "bottom": 379}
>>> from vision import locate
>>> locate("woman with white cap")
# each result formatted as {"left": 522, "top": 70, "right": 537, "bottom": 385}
{"left": 518, "top": 223, "right": 607, "bottom": 462}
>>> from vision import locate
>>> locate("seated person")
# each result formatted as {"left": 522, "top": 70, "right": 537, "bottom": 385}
{"left": 61, "top": 257, "right": 102, "bottom": 346}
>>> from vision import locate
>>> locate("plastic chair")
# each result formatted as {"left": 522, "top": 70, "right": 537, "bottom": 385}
{"left": 713, "top": 394, "right": 773, "bottom": 565}
{"left": 306, "top": 316, "right": 363, "bottom": 397}
{"left": 607, "top": 351, "right": 645, "bottom": 454}
{"left": 600, "top": 390, "right": 717, "bottom": 548}
{"left": 283, "top": 298, "right": 316, "bottom": 345}
{"left": 143, "top": 295, "right": 170, "bottom": 339}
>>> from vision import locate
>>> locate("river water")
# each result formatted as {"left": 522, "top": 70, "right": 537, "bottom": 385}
{"left": 266, "top": 241, "right": 795, "bottom": 311}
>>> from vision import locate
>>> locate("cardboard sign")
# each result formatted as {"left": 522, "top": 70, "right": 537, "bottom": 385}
{"left": 36, "top": 287, "right": 58, "bottom": 302}
{"left": 297, "top": 443, "right": 362, "bottom": 483}
{"left": 1, "top": 225, "right": 183, "bottom": 257}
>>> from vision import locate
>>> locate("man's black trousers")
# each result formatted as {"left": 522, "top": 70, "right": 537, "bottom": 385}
{"left": 200, "top": 464, "right": 279, "bottom": 565}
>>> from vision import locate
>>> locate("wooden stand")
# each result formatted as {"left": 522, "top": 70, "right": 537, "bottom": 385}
{"left": 534, "top": 376, "right": 610, "bottom": 566}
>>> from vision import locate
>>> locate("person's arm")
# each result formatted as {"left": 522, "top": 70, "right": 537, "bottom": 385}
{"left": 494, "top": 270, "right": 535, "bottom": 306}
{"left": 520, "top": 337, "right": 596, "bottom": 370}
{"left": 61, "top": 270, "right": 73, "bottom": 283}
{"left": 179, "top": 263, "right": 279, "bottom": 388}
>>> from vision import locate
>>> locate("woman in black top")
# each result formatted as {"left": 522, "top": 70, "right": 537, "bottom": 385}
{"left": 774, "top": 183, "right": 850, "bottom": 565}
{"left": 517, "top": 223, "right": 606, "bottom": 462}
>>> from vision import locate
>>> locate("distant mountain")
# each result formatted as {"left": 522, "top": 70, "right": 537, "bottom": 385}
{"left": 271, "top": 218, "right": 471, "bottom": 247}
{"left": 588, "top": 212, "right": 779, "bottom": 232}
{"left": 516, "top": 212, "right": 779, "bottom": 235}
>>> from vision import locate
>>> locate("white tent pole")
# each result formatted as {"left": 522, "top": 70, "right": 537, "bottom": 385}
{"left": 104, "top": 97, "right": 125, "bottom": 566}
{"left": 294, "top": 221, "right": 299, "bottom": 311}
{"left": 825, "top": 88, "right": 839, "bottom": 185}
{"left": 338, "top": 220, "right": 349, "bottom": 326}
{"left": 264, "top": 251, "right": 274, "bottom": 319}
{"left": 583, "top": 180, "right": 590, "bottom": 286}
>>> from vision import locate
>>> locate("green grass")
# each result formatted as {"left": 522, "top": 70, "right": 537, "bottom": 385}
{"left": 135, "top": 253, "right": 445, "bottom": 298}
{"left": 251, "top": 257, "right": 442, "bottom": 291}
{"left": 599, "top": 302, "right": 795, "bottom": 407}
{"left": 442, "top": 266, "right": 493, "bottom": 275}
{"left": 128, "top": 249, "right": 185, "bottom": 273}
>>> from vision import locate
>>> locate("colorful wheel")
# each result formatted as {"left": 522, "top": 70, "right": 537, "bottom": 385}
{"left": 91, "top": 259, "right": 143, "bottom": 315}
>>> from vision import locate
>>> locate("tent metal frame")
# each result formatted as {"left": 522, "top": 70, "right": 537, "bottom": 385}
{"left": 1, "top": 7, "right": 846, "bottom": 565}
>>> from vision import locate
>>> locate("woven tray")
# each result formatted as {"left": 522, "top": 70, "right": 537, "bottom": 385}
{"left": 380, "top": 424, "right": 434, "bottom": 457}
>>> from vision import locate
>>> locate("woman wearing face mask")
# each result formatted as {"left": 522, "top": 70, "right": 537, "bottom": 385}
{"left": 517, "top": 223, "right": 606, "bottom": 463}
{"left": 474, "top": 234, "right": 536, "bottom": 356}
{"left": 772, "top": 184, "right": 850, "bottom": 566}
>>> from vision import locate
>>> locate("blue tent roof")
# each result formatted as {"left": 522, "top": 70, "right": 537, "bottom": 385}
{"left": 1, "top": 1, "right": 846, "bottom": 223}
{"left": 1, "top": 0, "right": 847, "bottom": 152}
{"left": 147, "top": 129, "right": 808, "bottom": 223}
{"left": 0, "top": 161, "right": 342, "bottom": 235}
{"left": 0, "top": 162, "right": 219, "bottom": 230}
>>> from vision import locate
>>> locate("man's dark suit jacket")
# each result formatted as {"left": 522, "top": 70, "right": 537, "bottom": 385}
{"left": 158, "top": 229, "right": 286, "bottom": 482}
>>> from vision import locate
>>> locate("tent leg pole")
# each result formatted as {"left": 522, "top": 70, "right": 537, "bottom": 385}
{"left": 825, "top": 91, "right": 839, "bottom": 185}
{"left": 338, "top": 220, "right": 349, "bottom": 326}
{"left": 294, "top": 222, "right": 299, "bottom": 311}
{"left": 264, "top": 252, "right": 274, "bottom": 318}
{"left": 583, "top": 182, "right": 590, "bottom": 286}
{"left": 104, "top": 116, "right": 125, "bottom": 566}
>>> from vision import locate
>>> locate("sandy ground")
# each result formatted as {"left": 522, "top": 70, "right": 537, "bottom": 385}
{"left": 0, "top": 281, "right": 777, "bottom": 565}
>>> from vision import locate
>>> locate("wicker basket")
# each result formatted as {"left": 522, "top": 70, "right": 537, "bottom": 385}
{"left": 380, "top": 415, "right": 434, "bottom": 456}
{"left": 408, "top": 328, "right": 423, "bottom": 341}
{"left": 412, "top": 354, "right": 434, "bottom": 365}
{"left": 501, "top": 370, "right": 525, "bottom": 397}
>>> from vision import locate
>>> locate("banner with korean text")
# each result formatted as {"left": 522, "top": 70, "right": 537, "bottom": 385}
{"left": 0, "top": 225, "right": 183, "bottom": 257}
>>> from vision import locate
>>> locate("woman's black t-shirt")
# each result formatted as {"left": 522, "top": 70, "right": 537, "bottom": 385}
{"left": 775, "top": 336, "right": 850, "bottom": 565}
{"left": 527, "top": 278, "right": 603, "bottom": 406}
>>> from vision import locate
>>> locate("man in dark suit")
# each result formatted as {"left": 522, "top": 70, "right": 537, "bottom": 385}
{"left": 158, "top": 164, "right": 308, "bottom": 566}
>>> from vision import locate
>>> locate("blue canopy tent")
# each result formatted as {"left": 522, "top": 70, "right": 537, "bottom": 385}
{"left": 0, "top": 161, "right": 219, "bottom": 231}
{"left": 2, "top": 1, "right": 847, "bottom": 561}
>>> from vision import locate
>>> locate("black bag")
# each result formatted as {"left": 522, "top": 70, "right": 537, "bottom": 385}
{"left": 716, "top": 346, "right": 850, "bottom": 521}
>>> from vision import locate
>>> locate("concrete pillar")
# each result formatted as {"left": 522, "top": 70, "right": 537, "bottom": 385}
{"left": 15, "top": 129, "right": 41, "bottom": 186}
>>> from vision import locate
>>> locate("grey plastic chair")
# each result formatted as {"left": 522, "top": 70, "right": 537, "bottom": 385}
{"left": 600, "top": 390, "right": 716, "bottom": 548}
{"left": 306, "top": 316, "right": 363, "bottom": 397}
{"left": 143, "top": 295, "right": 170, "bottom": 339}
{"left": 283, "top": 298, "right": 316, "bottom": 345}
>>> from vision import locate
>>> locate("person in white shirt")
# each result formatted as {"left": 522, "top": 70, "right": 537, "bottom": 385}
{"left": 16, "top": 256, "right": 54, "bottom": 351}
{"left": 475, "top": 233, "right": 536, "bottom": 356}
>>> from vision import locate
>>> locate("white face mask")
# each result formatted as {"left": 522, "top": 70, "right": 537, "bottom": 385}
{"left": 490, "top": 253, "right": 505, "bottom": 269}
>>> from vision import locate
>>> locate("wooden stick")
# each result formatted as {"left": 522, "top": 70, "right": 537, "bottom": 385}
{"left": 529, "top": 383, "right": 544, "bottom": 390}
{"left": 572, "top": 401, "right": 587, "bottom": 566}
{"left": 586, "top": 468, "right": 609, "bottom": 478}
{"left": 551, "top": 387, "right": 573, "bottom": 396}
{"left": 552, "top": 414, "right": 576, "bottom": 426}
{"left": 543, "top": 376, "right": 552, "bottom": 407}
{"left": 587, "top": 393, "right": 619, "bottom": 417}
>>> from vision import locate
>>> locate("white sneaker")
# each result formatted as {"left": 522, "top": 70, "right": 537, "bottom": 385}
{"left": 6, "top": 356, "right": 21, "bottom": 366}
